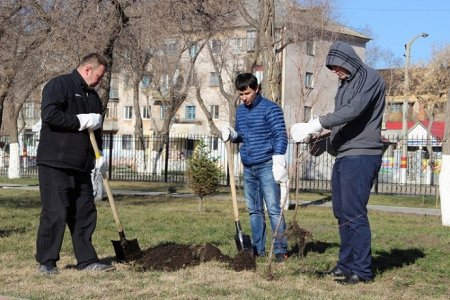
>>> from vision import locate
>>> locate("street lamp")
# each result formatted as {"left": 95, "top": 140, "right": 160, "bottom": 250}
{"left": 400, "top": 32, "right": 429, "bottom": 184}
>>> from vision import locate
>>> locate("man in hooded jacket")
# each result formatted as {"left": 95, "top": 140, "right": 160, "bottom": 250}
{"left": 291, "top": 41, "right": 386, "bottom": 284}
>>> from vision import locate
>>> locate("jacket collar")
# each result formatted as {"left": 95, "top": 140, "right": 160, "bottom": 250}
{"left": 245, "top": 94, "right": 262, "bottom": 109}
{"left": 72, "top": 69, "right": 91, "bottom": 92}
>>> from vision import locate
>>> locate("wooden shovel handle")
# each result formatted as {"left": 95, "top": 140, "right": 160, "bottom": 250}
{"left": 225, "top": 141, "right": 240, "bottom": 221}
{"left": 88, "top": 129, "right": 124, "bottom": 233}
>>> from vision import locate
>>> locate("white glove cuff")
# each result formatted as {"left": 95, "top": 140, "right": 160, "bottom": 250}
{"left": 272, "top": 154, "right": 286, "bottom": 166}
{"left": 310, "top": 118, "right": 323, "bottom": 132}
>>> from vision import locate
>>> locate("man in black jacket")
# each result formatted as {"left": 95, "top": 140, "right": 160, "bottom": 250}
{"left": 35, "top": 53, "right": 114, "bottom": 275}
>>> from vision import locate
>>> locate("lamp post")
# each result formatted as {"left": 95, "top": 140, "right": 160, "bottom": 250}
{"left": 400, "top": 32, "right": 429, "bottom": 184}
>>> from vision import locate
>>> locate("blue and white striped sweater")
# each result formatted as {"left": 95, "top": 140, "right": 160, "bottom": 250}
{"left": 234, "top": 95, "right": 287, "bottom": 167}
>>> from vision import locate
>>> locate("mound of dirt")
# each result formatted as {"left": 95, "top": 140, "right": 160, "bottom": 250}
{"left": 285, "top": 222, "right": 313, "bottom": 257}
{"left": 134, "top": 242, "right": 256, "bottom": 272}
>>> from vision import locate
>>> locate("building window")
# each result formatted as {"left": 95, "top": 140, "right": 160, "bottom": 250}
{"left": 306, "top": 40, "right": 316, "bottom": 56}
{"left": 123, "top": 106, "right": 133, "bottom": 120}
{"left": 210, "top": 39, "right": 221, "bottom": 54}
{"left": 103, "top": 134, "right": 111, "bottom": 149}
{"left": 160, "top": 105, "right": 168, "bottom": 119}
{"left": 161, "top": 74, "right": 169, "bottom": 90}
{"left": 140, "top": 75, "right": 151, "bottom": 89}
{"left": 22, "top": 102, "right": 36, "bottom": 119}
{"left": 166, "top": 38, "right": 178, "bottom": 56}
{"left": 189, "top": 42, "right": 198, "bottom": 59}
{"left": 110, "top": 74, "right": 119, "bottom": 98}
{"left": 233, "top": 38, "right": 246, "bottom": 53}
{"left": 122, "top": 135, "right": 132, "bottom": 150}
{"left": 304, "top": 106, "right": 312, "bottom": 121}
{"left": 186, "top": 139, "right": 196, "bottom": 158}
{"left": 209, "top": 105, "right": 219, "bottom": 119}
{"left": 210, "top": 72, "right": 219, "bottom": 87}
{"left": 106, "top": 101, "right": 118, "bottom": 119}
{"left": 247, "top": 30, "right": 256, "bottom": 51}
{"left": 185, "top": 105, "right": 196, "bottom": 120}
{"left": 109, "top": 88, "right": 119, "bottom": 99}
{"left": 305, "top": 72, "right": 314, "bottom": 89}
{"left": 142, "top": 106, "right": 151, "bottom": 119}
{"left": 210, "top": 137, "right": 219, "bottom": 151}
{"left": 389, "top": 103, "right": 402, "bottom": 113}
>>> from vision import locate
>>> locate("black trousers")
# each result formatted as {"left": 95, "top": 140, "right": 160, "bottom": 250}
{"left": 36, "top": 165, "right": 99, "bottom": 269}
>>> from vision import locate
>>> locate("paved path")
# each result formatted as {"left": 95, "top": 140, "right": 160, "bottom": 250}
{"left": 1, "top": 183, "right": 441, "bottom": 216}
{"left": 296, "top": 199, "right": 441, "bottom": 216}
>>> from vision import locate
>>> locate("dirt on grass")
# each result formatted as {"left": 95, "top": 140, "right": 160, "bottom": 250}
{"left": 134, "top": 242, "right": 256, "bottom": 272}
{"left": 285, "top": 222, "right": 313, "bottom": 257}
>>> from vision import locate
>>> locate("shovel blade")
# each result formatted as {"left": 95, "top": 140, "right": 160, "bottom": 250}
{"left": 234, "top": 221, "right": 253, "bottom": 255}
{"left": 112, "top": 238, "right": 142, "bottom": 262}
{"left": 235, "top": 232, "right": 253, "bottom": 256}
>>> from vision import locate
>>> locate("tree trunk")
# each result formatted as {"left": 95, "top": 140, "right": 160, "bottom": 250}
{"left": 439, "top": 88, "right": 450, "bottom": 226}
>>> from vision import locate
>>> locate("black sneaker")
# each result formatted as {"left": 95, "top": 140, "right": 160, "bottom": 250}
{"left": 38, "top": 264, "right": 59, "bottom": 275}
{"left": 335, "top": 273, "right": 373, "bottom": 285}
{"left": 81, "top": 263, "right": 116, "bottom": 272}
{"left": 274, "top": 253, "right": 288, "bottom": 263}
{"left": 327, "top": 266, "right": 351, "bottom": 278}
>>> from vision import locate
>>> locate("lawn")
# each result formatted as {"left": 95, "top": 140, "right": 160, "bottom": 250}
{"left": 0, "top": 181, "right": 449, "bottom": 299}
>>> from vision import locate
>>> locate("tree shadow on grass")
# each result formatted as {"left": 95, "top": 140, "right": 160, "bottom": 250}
{"left": 372, "top": 248, "right": 425, "bottom": 276}
{"left": 0, "top": 227, "right": 27, "bottom": 238}
{"left": 289, "top": 240, "right": 339, "bottom": 258}
{"left": 0, "top": 195, "right": 41, "bottom": 209}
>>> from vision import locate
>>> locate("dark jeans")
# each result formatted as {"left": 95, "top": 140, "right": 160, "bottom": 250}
{"left": 332, "top": 155, "right": 381, "bottom": 280}
{"left": 36, "top": 165, "right": 99, "bottom": 269}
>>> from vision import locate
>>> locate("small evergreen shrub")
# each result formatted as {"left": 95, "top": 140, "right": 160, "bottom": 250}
{"left": 186, "top": 140, "right": 221, "bottom": 212}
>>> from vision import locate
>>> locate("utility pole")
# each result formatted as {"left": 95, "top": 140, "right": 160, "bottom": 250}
{"left": 400, "top": 32, "right": 429, "bottom": 184}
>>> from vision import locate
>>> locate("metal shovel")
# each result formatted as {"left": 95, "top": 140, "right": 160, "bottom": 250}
{"left": 225, "top": 141, "right": 253, "bottom": 255}
{"left": 89, "top": 130, "right": 142, "bottom": 262}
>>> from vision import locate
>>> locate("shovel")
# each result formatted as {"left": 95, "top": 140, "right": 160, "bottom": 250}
{"left": 89, "top": 130, "right": 142, "bottom": 262}
{"left": 225, "top": 141, "right": 253, "bottom": 255}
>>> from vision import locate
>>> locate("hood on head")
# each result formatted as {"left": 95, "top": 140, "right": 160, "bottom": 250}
{"left": 326, "top": 41, "right": 363, "bottom": 77}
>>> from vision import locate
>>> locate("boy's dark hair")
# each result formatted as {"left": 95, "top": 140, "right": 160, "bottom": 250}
{"left": 79, "top": 53, "right": 108, "bottom": 69}
{"left": 235, "top": 73, "right": 258, "bottom": 91}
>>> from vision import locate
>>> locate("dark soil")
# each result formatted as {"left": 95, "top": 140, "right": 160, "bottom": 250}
{"left": 285, "top": 222, "right": 313, "bottom": 257}
{"left": 134, "top": 242, "right": 256, "bottom": 272}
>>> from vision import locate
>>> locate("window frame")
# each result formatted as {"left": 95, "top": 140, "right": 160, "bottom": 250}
{"left": 185, "top": 105, "right": 196, "bottom": 120}
{"left": 123, "top": 106, "right": 133, "bottom": 120}
{"left": 305, "top": 72, "right": 314, "bottom": 89}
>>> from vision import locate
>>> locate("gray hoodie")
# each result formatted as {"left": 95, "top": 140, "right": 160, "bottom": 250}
{"left": 319, "top": 41, "right": 386, "bottom": 158}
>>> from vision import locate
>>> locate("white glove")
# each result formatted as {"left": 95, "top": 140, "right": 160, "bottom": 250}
{"left": 220, "top": 125, "right": 238, "bottom": 142}
{"left": 77, "top": 113, "right": 102, "bottom": 131}
{"left": 280, "top": 181, "right": 290, "bottom": 210}
{"left": 272, "top": 154, "right": 288, "bottom": 183}
{"left": 95, "top": 155, "right": 107, "bottom": 175}
{"left": 290, "top": 118, "right": 322, "bottom": 143}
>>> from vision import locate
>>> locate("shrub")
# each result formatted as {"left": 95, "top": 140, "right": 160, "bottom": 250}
{"left": 186, "top": 140, "right": 221, "bottom": 212}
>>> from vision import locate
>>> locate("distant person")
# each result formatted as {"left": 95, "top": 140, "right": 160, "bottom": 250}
{"left": 221, "top": 73, "right": 289, "bottom": 262}
{"left": 291, "top": 41, "right": 386, "bottom": 284}
{"left": 35, "top": 53, "right": 113, "bottom": 275}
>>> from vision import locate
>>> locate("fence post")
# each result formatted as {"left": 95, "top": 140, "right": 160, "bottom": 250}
{"left": 108, "top": 132, "right": 113, "bottom": 179}
{"left": 226, "top": 142, "right": 230, "bottom": 186}
{"left": 164, "top": 134, "right": 169, "bottom": 182}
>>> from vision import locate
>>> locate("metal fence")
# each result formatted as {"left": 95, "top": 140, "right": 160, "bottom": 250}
{"left": 0, "top": 133, "right": 442, "bottom": 196}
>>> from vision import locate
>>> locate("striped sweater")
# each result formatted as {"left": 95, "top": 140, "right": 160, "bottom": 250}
{"left": 233, "top": 94, "right": 287, "bottom": 167}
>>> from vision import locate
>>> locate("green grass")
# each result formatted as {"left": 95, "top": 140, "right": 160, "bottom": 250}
{"left": 0, "top": 186, "right": 449, "bottom": 299}
{"left": 0, "top": 177, "right": 441, "bottom": 209}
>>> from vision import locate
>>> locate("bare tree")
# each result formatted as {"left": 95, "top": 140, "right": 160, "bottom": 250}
{"left": 0, "top": 0, "right": 133, "bottom": 178}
